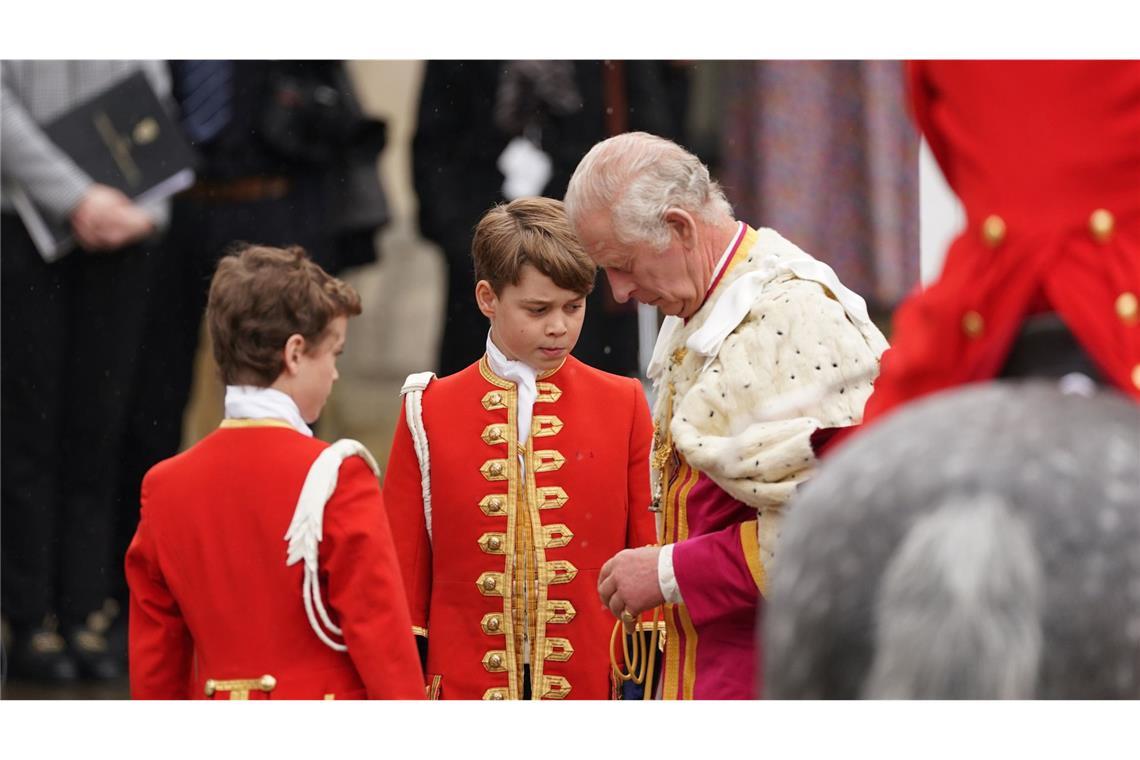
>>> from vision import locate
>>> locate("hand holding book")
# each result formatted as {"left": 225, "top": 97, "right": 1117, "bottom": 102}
{"left": 69, "top": 184, "right": 156, "bottom": 252}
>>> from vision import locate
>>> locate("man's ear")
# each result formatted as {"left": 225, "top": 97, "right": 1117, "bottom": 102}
{"left": 474, "top": 280, "right": 498, "bottom": 319}
{"left": 281, "top": 333, "right": 306, "bottom": 376}
{"left": 663, "top": 208, "right": 697, "bottom": 251}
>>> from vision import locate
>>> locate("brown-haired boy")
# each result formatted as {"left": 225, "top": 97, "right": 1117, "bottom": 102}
{"left": 383, "top": 197, "right": 657, "bottom": 700}
{"left": 125, "top": 244, "right": 424, "bottom": 699}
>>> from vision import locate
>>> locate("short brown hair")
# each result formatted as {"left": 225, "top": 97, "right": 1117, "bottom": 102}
{"left": 471, "top": 197, "right": 596, "bottom": 296}
{"left": 207, "top": 244, "right": 362, "bottom": 386}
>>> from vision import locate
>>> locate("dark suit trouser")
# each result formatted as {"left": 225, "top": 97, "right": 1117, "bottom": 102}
{"left": 1, "top": 213, "right": 152, "bottom": 628}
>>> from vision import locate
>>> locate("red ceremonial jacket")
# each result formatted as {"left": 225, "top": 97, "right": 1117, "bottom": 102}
{"left": 125, "top": 420, "right": 426, "bottom": 700}
{"left": 383, "top": 355, "right": 657, "bottom": 700}
{"left": 856, "top": 61, "right": 1140, "bottom": 432}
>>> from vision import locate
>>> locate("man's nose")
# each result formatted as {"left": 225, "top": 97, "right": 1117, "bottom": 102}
{"left": 606, "top": 269, "right": 635, "bottom": 303}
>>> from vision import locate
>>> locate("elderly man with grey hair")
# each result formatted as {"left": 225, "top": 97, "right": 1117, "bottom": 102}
{"left": 565, "top": 132, "right": 888, "bottom": 698}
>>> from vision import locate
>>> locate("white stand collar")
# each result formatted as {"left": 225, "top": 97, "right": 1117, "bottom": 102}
{"left": 224, "top": 385, "right": 313, "bottom": 437}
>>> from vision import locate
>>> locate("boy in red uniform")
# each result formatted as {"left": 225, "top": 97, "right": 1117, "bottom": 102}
{"left": 125, "top": 244, "right": 425, "bottom": 699}
{"left": 383, "top": 197, "right": 657, "bottom": 700}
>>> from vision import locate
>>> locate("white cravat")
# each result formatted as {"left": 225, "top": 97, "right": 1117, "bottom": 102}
{"left": 224, "top": 385, "right": 313, "bottom": 437}
{"left": 484, "top": 330, "right": 538, "bottom": 448}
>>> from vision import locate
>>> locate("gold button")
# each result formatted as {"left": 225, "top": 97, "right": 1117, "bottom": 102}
{"left": 489, "top": 462, "right": 503, "bottom": 477}
{"left": 1115, "top": 292, "right": 1138, "bottom": 324}
{"left": 961, "top": 310, "right": 984, "bottom": 338}
{"left": 488, "top": 616, "right": 501, "bottom": 631}
{"left": 487, "top": 536, "right": 502, "bottom": 551}
{"left": 1132, "top": 364, "right": 1140, "bottom": 391}
{"left": 204, "top": 679, "right": 218, "bottom": 697}
{"left": 1089, "top": 208, "right": 1115, "bottom": 242}
{"left": 488, "top": 497, "right": 502, "bottom": 512}
{"left": 490, "top": 393, "right": 502, "bottom": 405}
{"left": 489, "top": 654, "right": 502, "bottom": 669}
{"left": 488, "top": 427, "right": 501, "bottom": 440}
{"left": 259, "top": 674, "right": 277, "bottom": 692}
{"left": 483, "top": 576, "right": 497, "bottom": 591}
{"left": 981, "top": 214, "right": 1006, "bottom": 248}
{"left": 490, "top": 691, "right": 505, "bottom": 700}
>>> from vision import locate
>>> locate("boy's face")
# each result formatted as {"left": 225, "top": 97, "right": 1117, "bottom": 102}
{"left": 477, "top": 264, "right": 587, "bottom": 373}
{"left": 294, "top": 315, "right": 347, "bottom": 423}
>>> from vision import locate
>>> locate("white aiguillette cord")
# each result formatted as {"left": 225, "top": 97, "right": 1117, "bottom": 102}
{"left": 284, "top": 439, "right": 381, "bottom": 652}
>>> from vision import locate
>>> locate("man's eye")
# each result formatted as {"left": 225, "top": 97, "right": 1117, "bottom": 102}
{"left": 566, "top": 304, "right": 583, "bottom": 312}
{"left": 529, "top": 307, "right": 547, "bottom": 315}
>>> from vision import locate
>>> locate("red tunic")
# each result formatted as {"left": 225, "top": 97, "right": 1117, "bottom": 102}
{"left": 857, "top": 61, "right": 1140, "bottom": 429}
{"left": 125, "top": 420, "right": 425, "bottom": 700}
{"left": 383, "top": 355, "right": 656, "bottom": 700}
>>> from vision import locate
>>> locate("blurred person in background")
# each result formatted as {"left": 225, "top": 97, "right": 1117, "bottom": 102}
{"left": 1, "top": 60, "right": 172, "bottom": 682}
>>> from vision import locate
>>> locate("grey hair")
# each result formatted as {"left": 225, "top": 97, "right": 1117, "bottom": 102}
{"left": 564, "top": 131, "right": 734, "bottom": 250}
{"left": 862, "top": 494, "right": 1044, "bottom": 699}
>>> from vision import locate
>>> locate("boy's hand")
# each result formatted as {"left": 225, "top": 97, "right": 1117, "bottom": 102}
{"left": 598, "top": 545, "right": 664, "bottom": 619}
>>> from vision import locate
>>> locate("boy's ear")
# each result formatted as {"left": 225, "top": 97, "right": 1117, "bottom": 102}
{"left": 281, "top": 333, "right": 306, "bottom": 376}
{"left": 474, "top": 280, "right": 498, "bottom": 319}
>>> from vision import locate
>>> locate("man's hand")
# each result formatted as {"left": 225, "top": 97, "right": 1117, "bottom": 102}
{"left": 70, "top": 184, "right": 155, "bottom": 252}
{"left": 597, "top": 545, "right": 665, "bottom": 619}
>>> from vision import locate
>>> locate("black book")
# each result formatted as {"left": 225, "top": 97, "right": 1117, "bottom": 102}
{"left": 11, "top": 70, "right": 196, "bottom": 260}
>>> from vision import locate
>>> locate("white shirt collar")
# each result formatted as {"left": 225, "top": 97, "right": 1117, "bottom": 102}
{"left": 484, "top": 330, "right": 538, "bottom": 447}
{"left": 224, "top": 385, "right": 313, "bottom": 437}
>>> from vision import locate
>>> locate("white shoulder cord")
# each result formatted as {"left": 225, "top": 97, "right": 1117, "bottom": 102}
{"left": 400, "top": 371, "right": 436, "bottom": 544}
{"left": 284, "top": 438, "right": 381, "bottom": 652}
